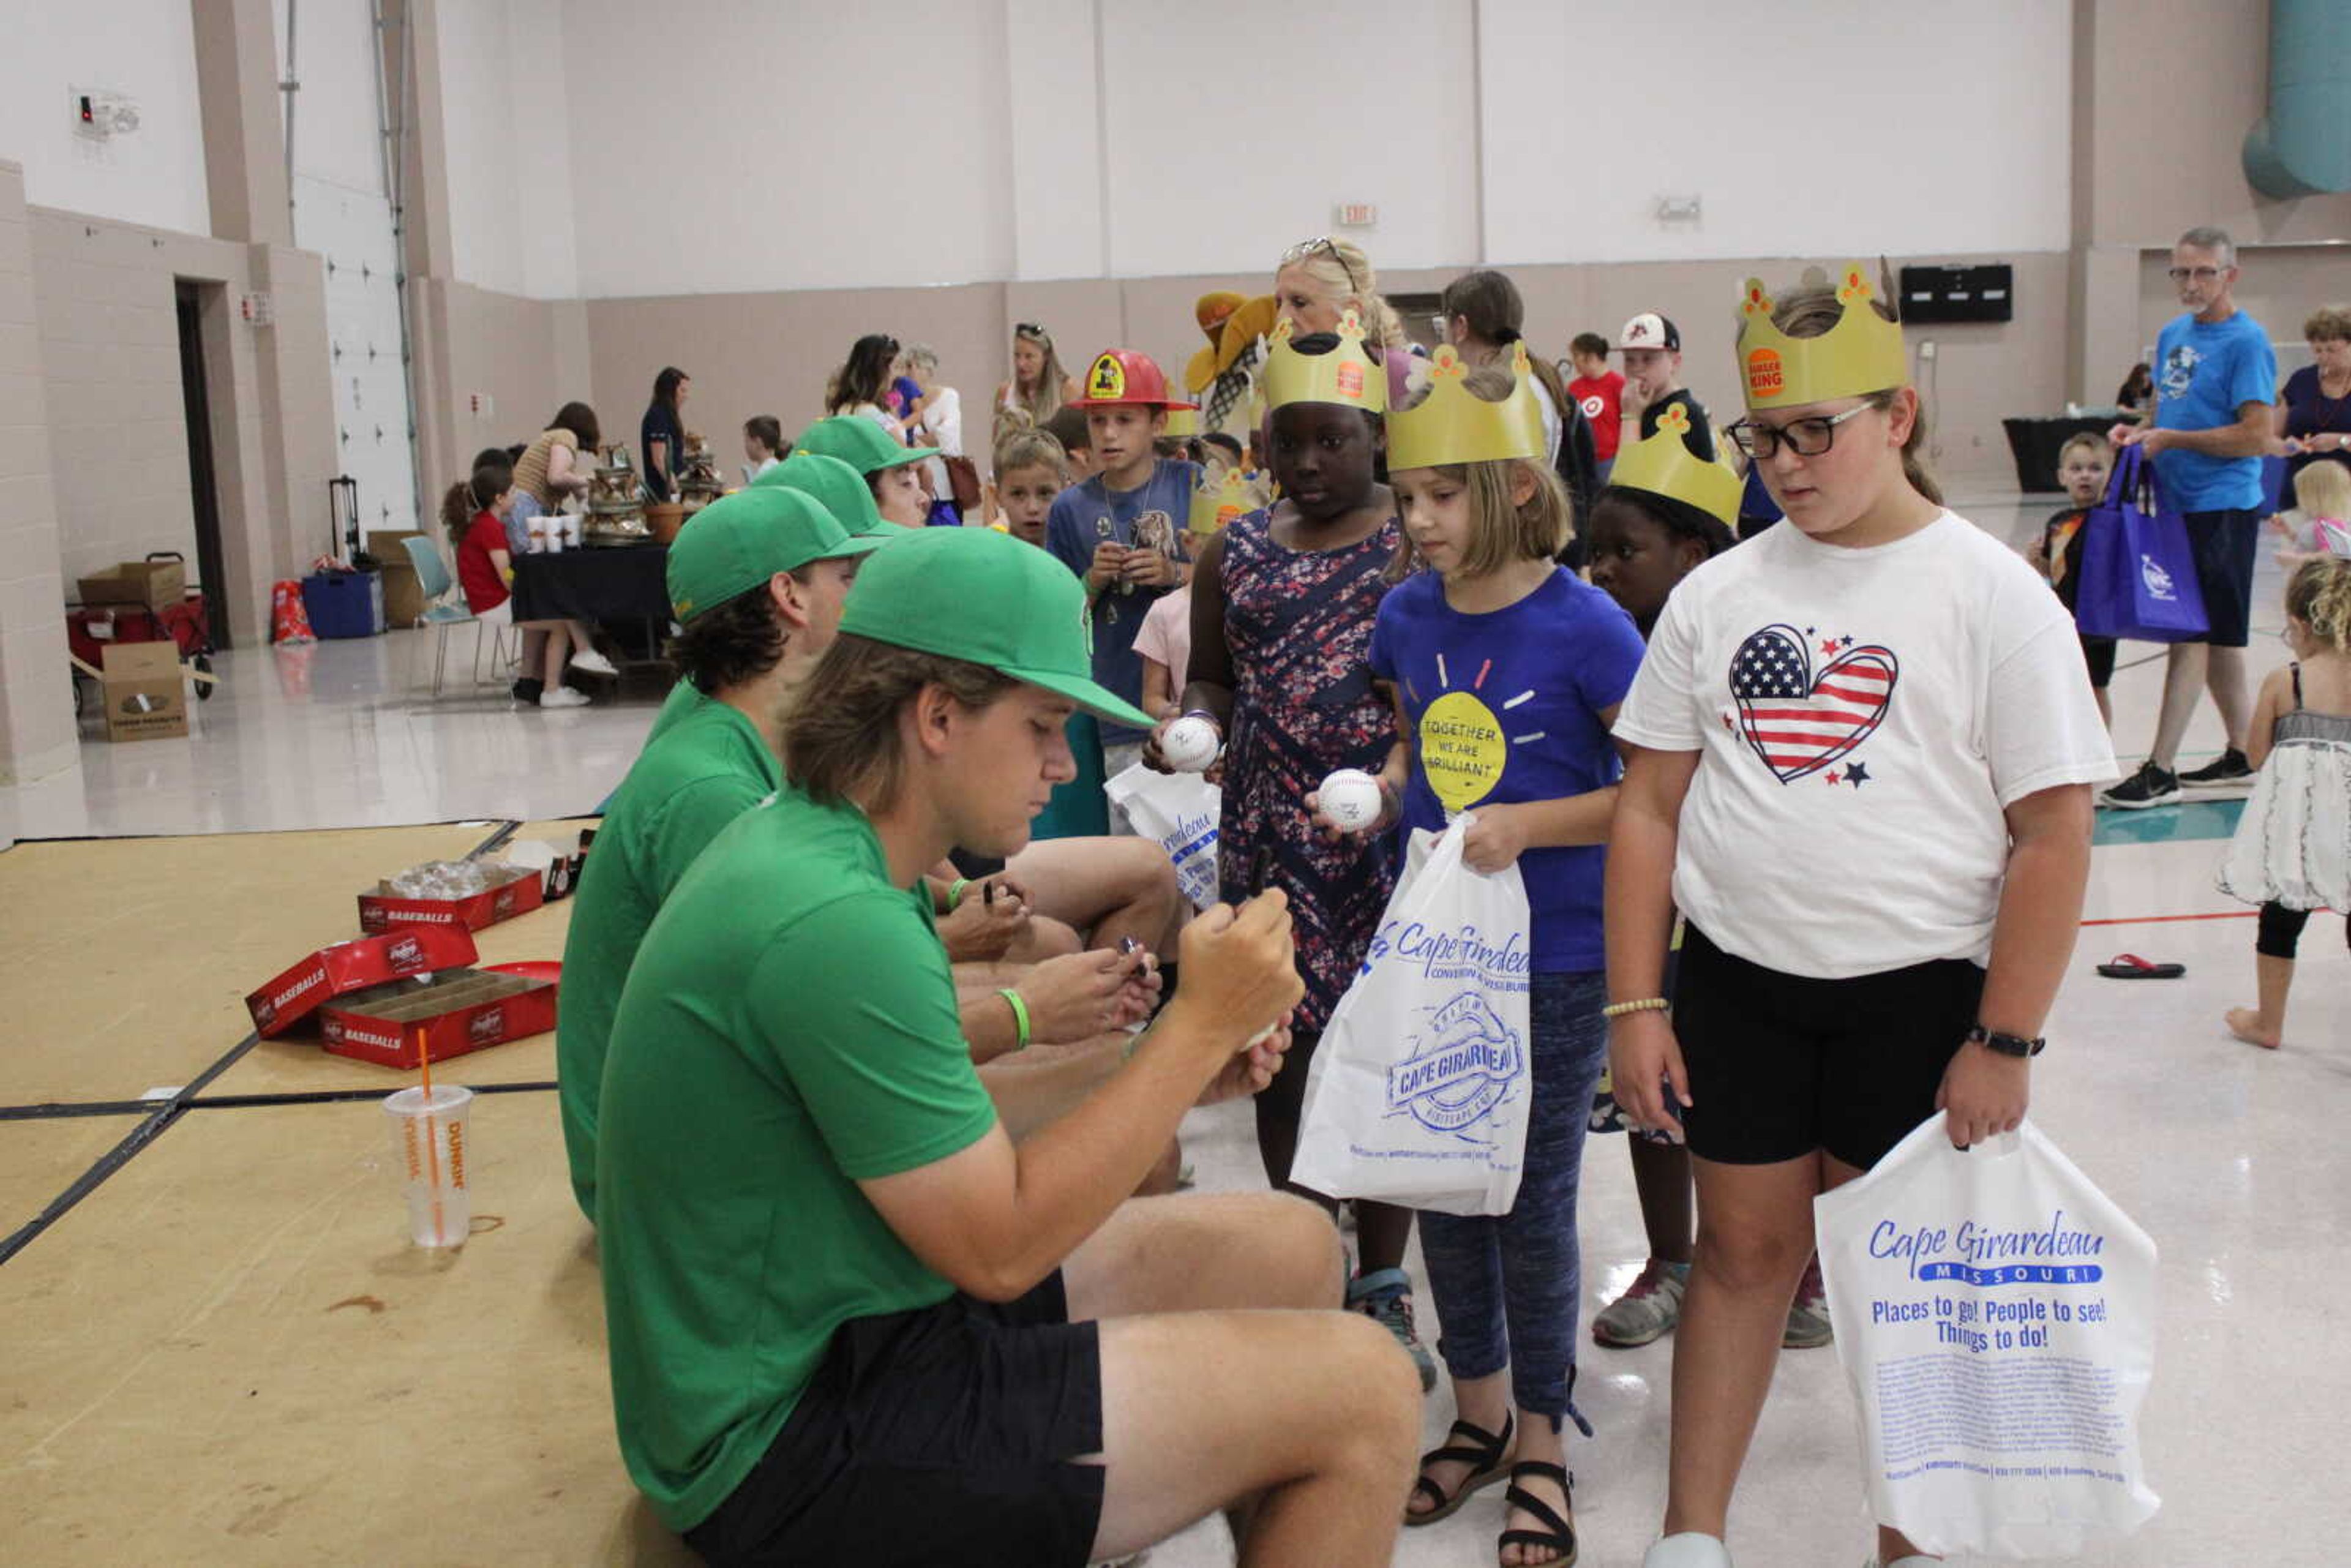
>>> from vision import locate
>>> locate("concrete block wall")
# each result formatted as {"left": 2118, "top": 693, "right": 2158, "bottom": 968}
{"left": 0, "top": 163, "right": 75, "bottom": 786}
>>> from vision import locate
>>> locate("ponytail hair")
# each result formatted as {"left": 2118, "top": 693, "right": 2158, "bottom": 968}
{"left": 2287, "top": 555, "right": 2351, "bottom": 655}
{"left": 1442, "top": 268, "right": 1572, "bottom": 441}
{"left": 440, "top": 460, "right": 512, "bottom": 538}
{"left": 1769, "top": 277, "right": 1943, "bottom": 506}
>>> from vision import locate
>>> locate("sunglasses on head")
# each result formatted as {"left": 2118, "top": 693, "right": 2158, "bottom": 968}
{"left": 1281, "top": 237, "right": 1363, "bottom": 298}
{"left": 1016, "top": 323, "right": 1052, "bottom": 345}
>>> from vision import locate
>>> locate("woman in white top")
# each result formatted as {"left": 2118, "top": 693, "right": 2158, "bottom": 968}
{"left": 1607, "top": 264, "right": 2115, "bottom": 1568}
{"left": 992, "top": 323, "right": 1079, "bottom": 453}
{"left": 826, "top": 334, "right": 907, "bottom": 440}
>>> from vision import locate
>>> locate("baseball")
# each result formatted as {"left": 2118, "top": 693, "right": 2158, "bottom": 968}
{"left": 1318, "top": 768, "right": 1384, "bottom": 833}
{"left": 1161, "top": 715, "right": 1220, "bottom": 772}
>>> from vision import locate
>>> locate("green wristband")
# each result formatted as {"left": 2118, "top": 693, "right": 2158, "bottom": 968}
{"left": 999, "top": 988, "right": 1030, "bottom": 1051}
{"left": 946, "top": 877, "right": 970, "bottom": 912}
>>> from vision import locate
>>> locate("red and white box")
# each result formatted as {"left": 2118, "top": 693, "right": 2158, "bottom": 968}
{"left": 358, "top": 863, "right": 544, "bottom": 935}
{"left": 320, "top": 962, "right": 560, "bottom": 1070}
{"left": 247, "top": 926, "right": 481, "bottom": 1038}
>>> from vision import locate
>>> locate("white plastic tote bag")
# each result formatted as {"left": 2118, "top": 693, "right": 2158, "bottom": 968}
{"left": 1103, "top": 763, "right": 1221, "bottom": 912}
{"left": 1814, "top": 1116, "right": 2160, "bottom": 1558}
{"left": 1291, "top": 816, "right": 1533, "bottom": 1217}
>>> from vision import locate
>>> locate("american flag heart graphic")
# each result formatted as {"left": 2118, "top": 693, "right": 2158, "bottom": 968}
{"left": 1730, "top": 623, "right": 1898, "bottom": 784}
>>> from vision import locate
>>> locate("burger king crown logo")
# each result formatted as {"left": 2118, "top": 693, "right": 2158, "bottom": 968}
{"left": 1736, "top": 260, "right": 1910, "bottom": 410}
{"left": 1188, "top": 465, "right": 1252, "bottom": 535}
{"left": 1384, "top": 342, "right": 1547, "bottom": 471}
{"left": 1607, "top": 402, "right": 1744, "bottom": 528}
{"left": 1262, "top": 309, "right": 1387, "bottom": 415}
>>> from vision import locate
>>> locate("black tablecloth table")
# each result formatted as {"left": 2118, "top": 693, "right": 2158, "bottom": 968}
{"left": 2002, "top": 415, "right": 2117, "bottom": 493}
{"left": 509, "top": 545, "right": 673, "bottom": 660}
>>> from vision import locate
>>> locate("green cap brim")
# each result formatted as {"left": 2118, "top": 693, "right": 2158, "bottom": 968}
{"left": 854, "top": 521, "right": 920, "bottom": 539}
{"left": 1000, "top": 664, "right": 1155, "bottom": 731}
{"left": 872, "top": 445, "right": 940, "bottom": 470}
{"left": 814, "top": 535, "right": 888, "bottom": 563}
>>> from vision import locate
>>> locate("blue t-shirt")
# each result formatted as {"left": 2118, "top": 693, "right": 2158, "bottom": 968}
{"left": 1045, "top": 459, "right": 1201, "bottom": 745}
{"left": 1368, "top": 568, "right": 1647, "bottom": 972}
{"left": 2152, "top": 310, "right": 2277, "bottom": 512}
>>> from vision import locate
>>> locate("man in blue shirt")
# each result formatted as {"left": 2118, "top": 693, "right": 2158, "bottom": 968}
{"left": 2101, "top": 227, "right": 2279, "bottom": 809}
{"left": 1044, "top": 348, "right": 1201, "bottom": 773}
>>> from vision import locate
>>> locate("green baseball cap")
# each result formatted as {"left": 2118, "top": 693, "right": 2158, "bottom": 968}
{"left": 752, "top": 451, "right": 913, "bottom": 539}
{"left": 664, "top": 486, "right": 882, "bottom": 623}
{"left": 795, "top": 415, "right": 938, "bottom": 475}
{"left": 838, "top": 528, "right": 1153, "bottom": 729}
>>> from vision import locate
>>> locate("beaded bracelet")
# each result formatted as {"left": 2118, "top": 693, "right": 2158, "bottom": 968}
{"left": 1601, "top": 997, "right": 1670, "bottom": 1019}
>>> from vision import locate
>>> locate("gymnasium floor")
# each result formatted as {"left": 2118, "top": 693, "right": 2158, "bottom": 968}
{"left": 2, "top": 490, "right": 2341, "bottom": 1566}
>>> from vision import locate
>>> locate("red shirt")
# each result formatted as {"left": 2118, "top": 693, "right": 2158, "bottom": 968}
{"left": 1569, "top": 372, "right": 1627, "bottom": 460}
{"left": 457, "top": 511, "right": 511, "bottom": 613}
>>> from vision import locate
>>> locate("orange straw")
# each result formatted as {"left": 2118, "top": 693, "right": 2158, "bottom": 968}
{"left": 416, "top": 1024, "right": 445, "bottom": 1245}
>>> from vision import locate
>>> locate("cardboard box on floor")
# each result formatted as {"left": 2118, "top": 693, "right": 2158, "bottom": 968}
{"left": 367, "top": 529, "right": 427, "bottom": 626}
{"left": 359, "top": 861, "right": 544, "bottom": 934}
{"left": 77, "top": 558, "right": 186, "bottom": 610}
{"left": 98, "top": 642, "right": 187, "bottom": 741}
{"left": 246, "top": 924, "right": 481, "bottom": 1037}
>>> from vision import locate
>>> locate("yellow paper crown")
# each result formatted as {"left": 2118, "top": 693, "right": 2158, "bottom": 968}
{"left": 1189, "top": 465, "right": 1252, "bottom": 535}
{"left": 1736, "top": 261, "right": 1910, "bottom": 410}
{"left": 1385, "top": 343, "right": 1547, "bottom": 471}
{"left": 1262, "top": 309, "right": 1387, "bottom": 415}
{"left": 1608, "top": 403, "right": 1742, "bottom": 527}
{"left": 1161, "top": 405, "right": 1200, "bottom": 438}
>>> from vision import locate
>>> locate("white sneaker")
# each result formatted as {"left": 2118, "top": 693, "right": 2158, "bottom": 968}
{"left": 539, "top": 686, "right": 591, "bottom": 709}
{"left": 1869, "top": 1558, "right": 1940, "bottom": 1567}
{"left": 568, "top": 648, "right": 618, "bottom": 677}
{"left": 1645, "top": 1534, "right": 1733, "bottom": 1567}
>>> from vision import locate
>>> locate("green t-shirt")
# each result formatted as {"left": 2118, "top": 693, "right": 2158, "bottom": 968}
{"left": 642, "top": 675, "right": 708, "bottom": 745}
{"left": 558, "top": 696, "right": 780, "bottom": 1217}
{"left": 597, "top": 790, "right": 999, "bottom": 1533}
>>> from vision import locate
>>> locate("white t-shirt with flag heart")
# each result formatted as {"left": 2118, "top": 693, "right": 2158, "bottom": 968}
{"left": 1614, "top": 511, "right": 2116, "bottom": 980}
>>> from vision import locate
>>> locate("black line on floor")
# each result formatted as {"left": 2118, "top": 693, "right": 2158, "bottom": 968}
{"left": 0, "top": 1081, "right": 559, "bottom": 1120}
{"left": 0, "top": 1101, "right": 158, "bottom": 1122}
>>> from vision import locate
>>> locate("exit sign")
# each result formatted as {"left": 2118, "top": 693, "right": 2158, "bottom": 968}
{"left": 1334, "top": 203, "right": 1378, "bottom": 228}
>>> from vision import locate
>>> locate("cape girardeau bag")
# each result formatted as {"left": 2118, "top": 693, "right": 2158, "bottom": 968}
{"left": 1814, "top": 1116, "right": 2160, "bottom": 1557}
{"left": 1291, "top": 816, "right": 1532, "bottom": 1217}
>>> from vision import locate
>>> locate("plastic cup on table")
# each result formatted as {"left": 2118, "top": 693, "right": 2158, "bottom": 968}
{"left": 383, "top": 1084, "right": 474, "bottom": 1248}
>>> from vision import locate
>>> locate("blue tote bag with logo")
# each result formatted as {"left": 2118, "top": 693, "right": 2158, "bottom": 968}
{"left": 2075, "top": 445, "right": 2209, "bottom": 642}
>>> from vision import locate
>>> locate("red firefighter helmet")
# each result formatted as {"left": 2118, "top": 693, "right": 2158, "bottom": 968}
{"left": 1074, "top": 348, "right": 1197, "bottom": 412}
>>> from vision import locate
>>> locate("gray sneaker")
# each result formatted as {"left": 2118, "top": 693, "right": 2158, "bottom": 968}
{"left": 1349, "top": 1267, "right": 1437, "bottom": 1391}
{"left": 1592, "top": 1259, "right": 1690, "bottom": 1349}
{"left": 1783, "top": 1256, "right": 1833, "bottom": 1349}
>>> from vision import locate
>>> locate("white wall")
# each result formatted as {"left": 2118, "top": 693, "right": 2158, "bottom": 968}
{"left": 434, "top": 0, "right": 580, "bottom": 300}
{"left": 0, "top": 1, "right": 212, "bottom": 236}
{"left": 272, "top": 0, "right": 384, "bottom": 200}
{"left": 1098, "top": 1, "right": 1481, "bottom": 277}
{"left": 1480, "top": 0, "right": 2072, "bottom": 264}
{"left": 559, "top": 0, "right": 1015, "bottom": 298}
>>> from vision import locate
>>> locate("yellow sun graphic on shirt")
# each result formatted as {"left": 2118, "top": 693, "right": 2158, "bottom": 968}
{"left": 1413, "top": 654, "right": 1547, "bottom": 814}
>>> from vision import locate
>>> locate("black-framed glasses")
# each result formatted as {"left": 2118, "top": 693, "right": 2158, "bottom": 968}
{"left": 1727, "top": 403, "right": 1873, "bottom": 460}
{"left": 2167, "top": 266, "right": 2225, "bottom": 283}
{"left": 1281, "top": 236, "right": 1362, "bottom": 296}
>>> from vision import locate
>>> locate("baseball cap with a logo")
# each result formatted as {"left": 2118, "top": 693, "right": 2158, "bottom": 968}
{"left": 665, "top": 486, "right": 882, "bottom": 624}
{"left": 836, "top": 527, "right": 1154, "bottom": 729}
{"left": 1618, "top": 312, "right": 1681, "bottom": 353}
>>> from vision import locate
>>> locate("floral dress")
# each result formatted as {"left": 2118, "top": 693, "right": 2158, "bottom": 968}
{"left": 1215, "top": 507, "right": 1403, "bottom": 1033}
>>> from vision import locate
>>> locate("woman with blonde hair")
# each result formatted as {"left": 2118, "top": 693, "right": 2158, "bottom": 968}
{"left": 992, "top": 322, "right": 1079, "bottom": 451}
{"left": 1275, "top": 236, "right": 1410, "bottom": 351}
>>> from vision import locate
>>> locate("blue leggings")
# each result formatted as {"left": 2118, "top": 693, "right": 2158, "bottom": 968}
{"left": 1417, "top": 970, "right": 1608, "bottom": 1432}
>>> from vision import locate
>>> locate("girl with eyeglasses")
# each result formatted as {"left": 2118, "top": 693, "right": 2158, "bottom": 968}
{"left": 993, "top": 322, "right": 1079, "bottom": 452}
{"left": 1605, "top": 265, "right": 2117, "bottom": 1568}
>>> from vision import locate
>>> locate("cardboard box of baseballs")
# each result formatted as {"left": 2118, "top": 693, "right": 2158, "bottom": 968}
{"left": 358, "top": 863, "right": 544, "bottom": 934}
{"left": 320, "top": 963, "right": 560, "bottom": 1070}
{"left": 97, "top": 642, "right": 189, "bottom": 742}
{"left": 246, "top": 925, "right": 482, "bottom": 1038}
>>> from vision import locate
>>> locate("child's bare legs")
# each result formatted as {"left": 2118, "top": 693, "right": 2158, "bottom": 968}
{"left": 534, "top": 621, "right": 572, "bottom": 688}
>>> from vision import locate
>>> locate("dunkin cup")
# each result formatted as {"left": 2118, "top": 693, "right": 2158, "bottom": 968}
{"left": 383, "top": 1085, "right": 474, "bottom": 1247}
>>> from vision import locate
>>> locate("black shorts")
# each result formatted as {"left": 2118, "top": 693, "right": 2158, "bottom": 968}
{"left": 686, "top": 1274, "right": 1104, "bottom": 1568}
{"left": 1671, "top": 925, "right": 1985, "bottom": 1170}
{"left": 2183, "top": 508, "right": 2261, "bottom": 648}
{"left": 2080, "top": 631, "right": 2117, "bottom": 689}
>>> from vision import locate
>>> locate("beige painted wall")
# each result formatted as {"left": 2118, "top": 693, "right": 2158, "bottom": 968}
{"left": 26, "top": 208, "right": 335, "bottom": 648}
{"left": 414, "top": 280, "right": 591, "bottom": 516}
{"left": 0, "top": 163, "right": 76, "bottom": 786}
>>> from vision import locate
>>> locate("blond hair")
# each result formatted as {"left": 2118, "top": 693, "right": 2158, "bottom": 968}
{"left": 2285, "top": 557, "right": 2351, "bottom": 655}
{"left": 1391, "top": 364, "right": 1572, "bottom": 577}
{"left": 2058, "top": 430, "right": 2113, "bottom": 468}
{"left": 2292, "top": 457, "right": 2351, "bottom": 522}
{"left": 993, "top": 427, "right": 1067, "bottom": 481}
{"left": 1769, "top": 276, "right": 1943, "bottom": 506}
{"left": 1280, "top": 238, "right": 1409, "bottom": 350}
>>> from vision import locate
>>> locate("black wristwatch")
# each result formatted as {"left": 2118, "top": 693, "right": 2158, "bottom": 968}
{"left": 1967, "top": 1024, "right": 2046, "bottom": 1058}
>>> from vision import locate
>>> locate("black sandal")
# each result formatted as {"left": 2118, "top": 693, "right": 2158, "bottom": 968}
{"left": 1403, "top": 1411, "right": 1514, "bottom": 1527}
{"left": 1499, "top": 1460, "right": 1577, "bottom": 1566}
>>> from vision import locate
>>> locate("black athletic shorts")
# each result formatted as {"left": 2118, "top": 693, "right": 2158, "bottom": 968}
{"left": 1671, "top": 924, "right": 1985, "bottom": 1170}
{"left": 686, "top": 1273, "right": 1104, "bottom": 1568}
{"left": 2183, "top": 507, "right": 2261, "bottom": 648}
{"left": 2080, "top": 631, "right": 2117, "bottom": 689}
